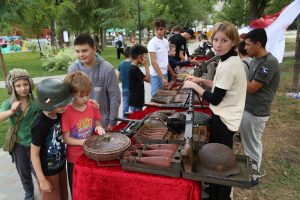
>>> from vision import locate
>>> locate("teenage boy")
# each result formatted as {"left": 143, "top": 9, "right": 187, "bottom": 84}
{"left": 128, "top": 44, "right": 150, "bottom": 112}
{"left": 116, "top": 47, "right": 131, "bottom": 117}
{"left": 147, "top": 18, "right": 176, "bottom": 96}
{"left": 68, "top": 33, "right": 120, "bottom": 131}
{"left": 240, "top": 28, "right": 280, "bottom": 184}
{"left": 169, "top": 28, "right": 195, "bottom": 61}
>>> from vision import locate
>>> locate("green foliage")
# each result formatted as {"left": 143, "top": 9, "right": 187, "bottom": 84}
{"left": 285, "top": 38, "right": 296, "bottom": 52}
{"left": 214, "top": 0, "right": 250, "bottom": 26}
{"left": 41, "top": 48, "right": 76, "bottom": 71}
{"left": 0, "top": 0, "right": 296, "bottom": 40}
{"left": 26, "top": 41, "right": 38, "bottom": 53}
{"left": 2, "top": 52, "right": 42, "bottom": 79}
{"left": 142, "top": 0, "right": 214, "bottom": 29}
{"left": 0, "top": 47, "right": 121, "bottom": 80}
{"left": 212, "top": 0, "right": 296, "bottom": 27}
{"left": 264, "top": 0, "right": 294, "bottom": 14}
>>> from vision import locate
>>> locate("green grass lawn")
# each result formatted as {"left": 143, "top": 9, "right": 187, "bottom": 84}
{"left": 0, "top": 88, "right": 8, "bottom": 146}
{"left": 285, "top": 37, "right": 296, "bottom": 52}
{"left": 234, "top": 57, "right": 300, "bottom": 200}
{"left": 1, "top": 46, "right": 124, "bottom": 81}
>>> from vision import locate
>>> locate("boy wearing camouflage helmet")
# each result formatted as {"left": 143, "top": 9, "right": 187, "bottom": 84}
{"left": 31, "top": 78, "right": 74, "bottom": 200}
{"left": 0, "top": 68, "right": 39, "bottom": 200}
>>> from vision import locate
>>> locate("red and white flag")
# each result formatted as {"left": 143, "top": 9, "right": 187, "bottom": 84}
{"left": 239, "top": 0, "right": 300, "bottom": 63}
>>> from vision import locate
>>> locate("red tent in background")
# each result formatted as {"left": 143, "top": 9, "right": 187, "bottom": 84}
{"left": 13, "top": 27, "right": 22, "bottom": 36}
{"left": 250, "top": 7, "right": 286, "bottom": 29}
{"left": 41, "top": 28, "right": 51, "bottom": 38}
{"left": 239, "top": 0, "right": 300, "bottom": 63}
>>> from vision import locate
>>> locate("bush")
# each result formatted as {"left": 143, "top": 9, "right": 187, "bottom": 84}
{"left": 26, "top": 41, "right": 38, "bottom": 53}
{"left": 41, "top": 48, "right": 76, "bottom": 71}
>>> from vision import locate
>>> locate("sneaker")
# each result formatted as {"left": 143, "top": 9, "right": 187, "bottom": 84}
{"left": 24, "top": 191, "right": 34, "bottom": 200}
{"left": 251, "top": 178, "right": 260, "bottom": 186}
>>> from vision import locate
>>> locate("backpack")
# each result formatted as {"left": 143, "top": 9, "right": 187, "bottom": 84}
{"left": 116, "top": 40, "right": 122, "bottom": 48}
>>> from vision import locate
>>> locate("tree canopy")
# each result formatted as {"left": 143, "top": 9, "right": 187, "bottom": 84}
{"left": 0, "top": 0, "right": 296, "bottom": 41}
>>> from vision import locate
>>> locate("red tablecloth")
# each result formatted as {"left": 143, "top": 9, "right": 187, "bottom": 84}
{"left": 73, "top": 106, "right": 210, "bottom": 200}
{"left": 73, "top": 156, "right": 200, "bottom": 200}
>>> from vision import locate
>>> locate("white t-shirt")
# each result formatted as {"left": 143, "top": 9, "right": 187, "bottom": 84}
{"left": 209, "top": 56, "right": 247, "bottom": 131}
{"left": 147, "top": 36, "right": 169, "bottom": 76}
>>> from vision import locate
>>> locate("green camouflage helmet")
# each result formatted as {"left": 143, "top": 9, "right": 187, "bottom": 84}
{"left": 36, "top": 78, "right": 74, "bottom": 111}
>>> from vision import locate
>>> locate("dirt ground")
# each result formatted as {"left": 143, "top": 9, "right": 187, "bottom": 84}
{"left": 232, "top": 96, "right": 300, "bottom": 200}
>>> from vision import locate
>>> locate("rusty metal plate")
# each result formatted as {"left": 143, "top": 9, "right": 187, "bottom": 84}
{"left": 83, "top": 133, "right": 131, "bottom": 162}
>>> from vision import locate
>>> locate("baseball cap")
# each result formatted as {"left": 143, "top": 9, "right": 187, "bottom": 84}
{"left": 185, "top": 29, "right": 195, "bottom": 39}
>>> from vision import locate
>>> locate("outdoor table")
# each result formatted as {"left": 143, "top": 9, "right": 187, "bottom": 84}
{"left": 72, "top": 156, "right": 200, "bottom": 200}
{"left": 72, "top": 107, "right": 212, "bottom": 200}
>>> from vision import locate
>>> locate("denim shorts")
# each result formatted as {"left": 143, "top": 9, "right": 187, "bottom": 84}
{"left": 150, "top": 74, "right": 167, "bottom": 96}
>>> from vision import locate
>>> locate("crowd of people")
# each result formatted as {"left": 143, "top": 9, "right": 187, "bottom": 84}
{"left": 0, "top": 17, "right": 280, "bottom": 200}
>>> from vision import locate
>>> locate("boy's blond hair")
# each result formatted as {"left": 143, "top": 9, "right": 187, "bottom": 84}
{"left": 64, "top": 71, "right": 92, "bottom": 95}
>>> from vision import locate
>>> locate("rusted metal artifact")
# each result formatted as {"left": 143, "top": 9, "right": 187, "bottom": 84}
{"left": 195, "top": 143, "right": 240, "bottom": 178}
{"left": 83, "top": 133, "right": 131, "bottom": 165}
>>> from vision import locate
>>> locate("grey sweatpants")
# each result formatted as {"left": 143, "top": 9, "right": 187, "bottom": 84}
{"left": 240, "top": 110, "right": 269, "bottom": 172}
{"left": 12, "top": 143, "right": 35, "bottom": 200}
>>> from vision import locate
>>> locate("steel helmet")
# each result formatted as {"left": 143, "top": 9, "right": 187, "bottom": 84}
{"left": 195, "top": 143, "right": 240, "bottom": 177}
{"left": 35, "top": 78, "right": 74, "bottom": 111}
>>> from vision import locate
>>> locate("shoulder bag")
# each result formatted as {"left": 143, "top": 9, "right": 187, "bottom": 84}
{"left": 2, "top": 112, "right": 24, "bottom": 153}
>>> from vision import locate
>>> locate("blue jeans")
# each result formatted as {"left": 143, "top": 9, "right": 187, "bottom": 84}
{"left": 129, "top": 106, "right": 143, "bottom": 112}
{"left": 150, "top": 74, "right": 167, "bottom": 97}
{"left": 122, "top": 89, "right": 129, "bottom": 117}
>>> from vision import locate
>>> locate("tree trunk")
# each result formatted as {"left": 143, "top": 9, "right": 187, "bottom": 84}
{"left": 50, "top": 18, "right": 57, "bottom": 47}
{"left": 57, "top": 29, "right": 64, "bottom": 48}
{"left": 100, "top": 28, "right": 106, "bottom": 48}
{"left": 147, "top": 27, "right": 151, "bottom": 43}
{"left": 0, "top": 47, "right": 7, "bottom": 80}
{"left": 249, "top": 0, "right": 268, "bottom": 22}
{"left": 37, "top": 36, "right": 44, "bottom": 58}
{"left": 100, "top": 28, "right": 103, "bottom": 48}
{"left": 292, "top": 15, "right": 300, "bottom": 92}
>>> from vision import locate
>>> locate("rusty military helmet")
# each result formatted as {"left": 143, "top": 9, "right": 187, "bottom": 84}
{"left": 195, "top": 143, "right": 240, "bottom": 177}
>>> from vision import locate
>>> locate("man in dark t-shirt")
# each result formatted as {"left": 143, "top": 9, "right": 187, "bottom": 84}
{"left": 240, "top": 29, "right": 280, "bottom": 184}
{"left": 168, "top": 28, "right": 195, "bottom": 61}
